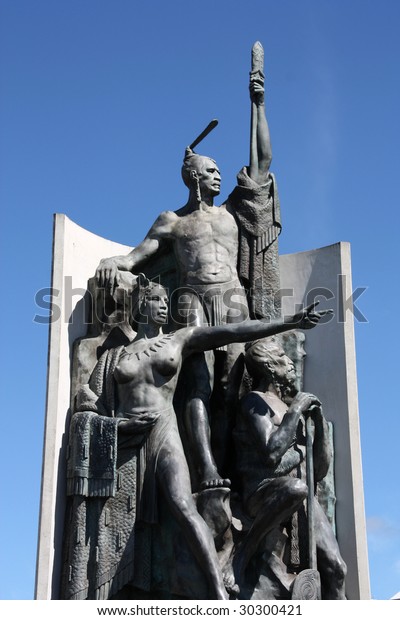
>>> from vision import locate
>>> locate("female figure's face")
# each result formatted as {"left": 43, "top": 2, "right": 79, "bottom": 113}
{"left": 141, "top": 286, "right": 169, "bottom": 325}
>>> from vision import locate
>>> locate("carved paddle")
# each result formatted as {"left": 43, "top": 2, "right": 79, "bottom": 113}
{"left": 291, "top": 413, "right": 322, "bottom": 600}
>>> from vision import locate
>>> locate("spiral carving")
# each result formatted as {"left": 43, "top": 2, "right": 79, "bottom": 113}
{"left": 291, "top": 569, "right": 321, "bottom": 600}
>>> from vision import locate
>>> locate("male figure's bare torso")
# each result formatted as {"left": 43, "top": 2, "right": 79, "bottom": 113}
{"left": 156, "top": 205, "right": 240, "bottom": 286}
{"left": 94, "top": 67, "right": 273, "bottom": 489}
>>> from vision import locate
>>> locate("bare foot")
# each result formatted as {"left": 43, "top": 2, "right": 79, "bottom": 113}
{"left": 224, "top": 572, "right": 240, "bottom": 598}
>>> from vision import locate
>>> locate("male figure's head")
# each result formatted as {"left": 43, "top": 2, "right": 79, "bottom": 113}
{"left": 245, "top": 337, "right": 297, "bottom": 401}
{"left": 182, "top": 147, "right": 221, "bottom": 202}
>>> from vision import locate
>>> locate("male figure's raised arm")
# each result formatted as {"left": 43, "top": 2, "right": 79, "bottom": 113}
{"left": 248, "top": 42, "right": 272, "bottom": 184}
{"left": 96, "top": 210, "right": 177, "bottom": 291}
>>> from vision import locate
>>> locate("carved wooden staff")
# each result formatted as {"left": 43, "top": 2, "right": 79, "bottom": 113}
{"left": 249, "top": 41, "right": 264, "bottom": 178}
{"left": 291, "top": 413, "right": 322, "bottom": 600}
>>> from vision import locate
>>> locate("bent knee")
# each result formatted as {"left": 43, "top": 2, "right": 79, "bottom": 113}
{"left": 281, "top": 478, "right": 308, "bottom": 502}
{"left": 322, "top": 552, "right": 347, "bottom": 582}
{"left": 292, "top": 479, "right": 308, "bottom": 497}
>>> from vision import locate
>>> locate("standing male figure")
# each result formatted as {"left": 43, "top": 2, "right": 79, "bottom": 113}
{"left": 96, "top": 53, "right": 281, "bottom": 491}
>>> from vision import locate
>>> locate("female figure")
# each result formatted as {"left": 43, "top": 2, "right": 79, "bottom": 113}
{"left": 63, "top": 276, "right": 328, "bottom": 600}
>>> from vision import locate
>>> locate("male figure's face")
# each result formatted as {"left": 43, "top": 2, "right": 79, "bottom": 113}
{"left": 196, "top": 157, "right": 221, "bottom": 197}
{"left": 265, "top": 346, "right": 297, "bottom": 392}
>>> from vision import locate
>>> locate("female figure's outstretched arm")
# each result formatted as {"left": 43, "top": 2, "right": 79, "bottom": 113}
{"left": 182, "top": 303, "right": 330, "bottom": 357}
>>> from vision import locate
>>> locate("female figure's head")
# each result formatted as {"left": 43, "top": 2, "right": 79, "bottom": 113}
{"left": 131, "top": 274, "right": 169, "bottom": 327}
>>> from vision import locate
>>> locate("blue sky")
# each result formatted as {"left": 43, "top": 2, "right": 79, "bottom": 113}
{"left": 1, "top": 0, "right": 399, "bottom": 601}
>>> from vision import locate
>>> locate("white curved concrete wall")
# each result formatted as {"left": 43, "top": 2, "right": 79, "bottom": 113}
{"left": 280, "top": 243, "right": 370, "bottom": 600}
{"left": 35, "top": 215, "right": 133, "bottom": 600}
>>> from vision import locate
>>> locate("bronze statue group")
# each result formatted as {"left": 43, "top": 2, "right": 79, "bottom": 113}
{"left": 61, "top": 45, "right": 346, "bottom": 600}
